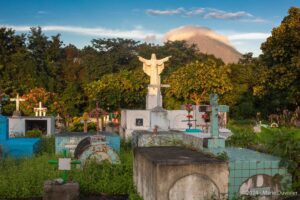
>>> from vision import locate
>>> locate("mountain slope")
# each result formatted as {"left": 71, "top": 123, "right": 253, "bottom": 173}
{"left": 164, "top": 26, "right": 242, "bottom": 64}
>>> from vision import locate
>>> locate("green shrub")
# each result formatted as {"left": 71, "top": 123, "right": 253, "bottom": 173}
{"left": 38, "top": 136, "right": 55, "bottom": 155}
{"left": 226, "top": 127, "right": 257, "bottom": 148}
{"left": 262, "top": 129, "right": 300, "bottom": 191}
{"left": 67, "top": 122, "right": 97, "bottom": 132}
{"left": 25, "top": 129, "right": 42, "bottom": 137}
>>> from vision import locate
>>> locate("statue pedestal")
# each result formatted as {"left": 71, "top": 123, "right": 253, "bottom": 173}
{"left": 150, "top": 107, "right": 169, "bottom": 130}
{"left": 146, "top": 94, "right": 162, "bottom": 110}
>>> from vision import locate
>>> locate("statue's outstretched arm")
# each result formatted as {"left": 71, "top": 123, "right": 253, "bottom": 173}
{"left": 138, "top": 56, "right": 148, "bottom": 62}
{"left": 157, "top": 56, "right": 171, "bottom": 65}
{"left": 138, "top": 56, "right": 152, "bottom": 65}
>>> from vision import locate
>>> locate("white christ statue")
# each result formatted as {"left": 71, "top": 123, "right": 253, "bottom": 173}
{"left": 138, "top": 53, "right": 171, "bottom": 109}
{"left": 138, "top": 54, "right": 171, "bottom": 87}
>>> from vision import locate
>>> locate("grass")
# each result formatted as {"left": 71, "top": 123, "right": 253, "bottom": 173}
{"left": 0, "top": 137, "right": 141, "bottom": 199}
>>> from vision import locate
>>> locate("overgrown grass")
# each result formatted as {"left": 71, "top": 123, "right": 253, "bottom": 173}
{"left": 0, "top": 138, "right": 141, "bottom": 199}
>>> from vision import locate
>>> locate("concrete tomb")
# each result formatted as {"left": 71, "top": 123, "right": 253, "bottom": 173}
{"left": 0, "top": 115, "right": 40, "bottom": 158}
{"left": 55, "top": 132, "right": 120, "bottom": 164}
{"left": 134, "top": 146, "right": 228, "bottom": 200}
{"left": 9, "top": 116, "right": 55, "bottom": 137}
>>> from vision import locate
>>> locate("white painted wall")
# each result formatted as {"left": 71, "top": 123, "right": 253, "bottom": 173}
{"left": 9, "top": 117, "right": 55, "bottom": 137}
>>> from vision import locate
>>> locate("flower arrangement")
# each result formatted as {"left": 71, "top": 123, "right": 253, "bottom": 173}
{"left": 185, "top": 104, "right": 193, "bottom": 129}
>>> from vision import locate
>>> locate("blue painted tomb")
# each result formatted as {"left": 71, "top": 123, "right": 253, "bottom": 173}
{"left": 0, "top": 115, "right": 40, "bottom": 158}
{"left": 55, "top": 132, "right": 120, "bottom": 155}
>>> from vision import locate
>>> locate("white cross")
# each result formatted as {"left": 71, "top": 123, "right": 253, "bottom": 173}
{"left": 34, "top": 101, "right": 47, "bottom": 117}
{"left": 10, "top": 94, "right": 25, "bottom": 111}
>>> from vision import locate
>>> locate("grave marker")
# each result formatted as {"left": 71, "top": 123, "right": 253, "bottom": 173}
{"left": 34, "top": 101, "right": 47, "bottom": 117}
{"left": 48, "top": 149, "right": 81, "bottom": 183}
{"left": 10, "top": 94, "right": 25, "bottom": 116}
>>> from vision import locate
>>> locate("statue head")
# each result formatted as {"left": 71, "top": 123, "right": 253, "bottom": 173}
{"left": 151, "top": 53, "right": 156, "bottom": 60}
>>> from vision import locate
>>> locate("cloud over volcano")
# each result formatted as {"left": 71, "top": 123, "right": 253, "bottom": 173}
{"left": 164, "top": 26, "right": 242, "bottom": 63}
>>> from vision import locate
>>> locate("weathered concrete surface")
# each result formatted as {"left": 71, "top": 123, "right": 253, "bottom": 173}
{"left": 43, "top": 181, "right": 79, "bottom": 200}
{"left": 132, "top": 130, "right": 204, "bottom": 151}
{"left": 134, "top": 146, "right": 228, "bottom": 200}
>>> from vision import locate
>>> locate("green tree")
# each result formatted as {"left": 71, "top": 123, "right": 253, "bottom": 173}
{"left": 85, "top": 69, "right": 148, "bottom": 111}
{"left": 165, "top": 59, "right": 232, "bottom": 109}
{"left": 259, "top": 7, "right": 300, "bottom": 109}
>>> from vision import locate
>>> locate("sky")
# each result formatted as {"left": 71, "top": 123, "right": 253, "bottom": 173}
{"left": 0, "top": 0, "right": 299, "bottom": 56}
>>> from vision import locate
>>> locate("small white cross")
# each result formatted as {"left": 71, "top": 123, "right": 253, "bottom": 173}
{"left": 10, "top": 94, "right": 25, "bottom": 111}
{"left": 34, "top": 101, "right": 47, "bottom": 117}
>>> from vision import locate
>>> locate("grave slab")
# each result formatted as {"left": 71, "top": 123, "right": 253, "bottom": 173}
{"left": 132, "top": 130, "right": 204, "bottom": 151}
{"left": 134, "top": 146, "right": 228, "bottom": 200}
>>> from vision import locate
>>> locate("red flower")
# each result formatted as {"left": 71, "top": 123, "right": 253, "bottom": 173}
{"left": 186, "top": 114, "right": 193, "bottom": 118}
{"left": 185, "top": 104, "right": 193, "bottom": 112}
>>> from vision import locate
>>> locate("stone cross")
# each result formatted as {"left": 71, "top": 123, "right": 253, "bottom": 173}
{"left": 209, "top": 94, "right": 229, "bottom": 138}
{"left": 34, "top": 101, "right": 47, "bottom": 117}
{"left": 10, "top": 94, "right": 25, "bottom": 112}
{"left": 48, "top": 149, "right": 81, "bottom": 183}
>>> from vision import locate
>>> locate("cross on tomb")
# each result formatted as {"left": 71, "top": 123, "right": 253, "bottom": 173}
{"left": 10, "top": 94, "right": 25, "bottom": 112}
{"left": 209, "top": 94, "right": 229, "bottom": 138}
{"left": 34, "top": 102, "right": 47, "bottom": 117}
{"left": 48, "top": 149, "right": 81, "bottom": 184}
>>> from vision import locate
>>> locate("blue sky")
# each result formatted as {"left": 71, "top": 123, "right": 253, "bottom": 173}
{"left": 0, "top": 0, "right": 299, "bottom": 56}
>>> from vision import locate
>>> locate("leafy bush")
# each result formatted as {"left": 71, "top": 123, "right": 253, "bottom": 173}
{"left": 262, "top": 129, "right": 300, "bottom": 191}
{"left": 226, "top": 127, "right": 257, "bottom": 148}
{"left": 67, "top": 122, "right": 97, "bottom": 132}
{"left": 25, "top": 129, "right": 42, "bottom": 137}
{"left": 38, "top": 136, "right": 55, "bottom": 155}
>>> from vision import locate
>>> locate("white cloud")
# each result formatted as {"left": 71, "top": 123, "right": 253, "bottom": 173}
{"left": 204, "top": 10, "right": 252, "bottom": 19}
{"left": 185, "top": 8, "right": 205, "bottom": 16}
{"left": 1, "top": 24, "right": 163, "bottom": 40}
{"left": 145, "top": 7, "right": 267, "bottom": 23}
{"left": 240, "top": 18, "right": 269, "bottom": 23}
{"left": 146, "top": 8, "right": 184, "bottom": 15}
{"left": 228, "top": 33, "right": 270, "bottom": 40}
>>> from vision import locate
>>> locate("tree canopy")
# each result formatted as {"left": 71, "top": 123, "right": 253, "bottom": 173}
{"left": 0, "top": 7, "right": 299, "bottom": 119}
